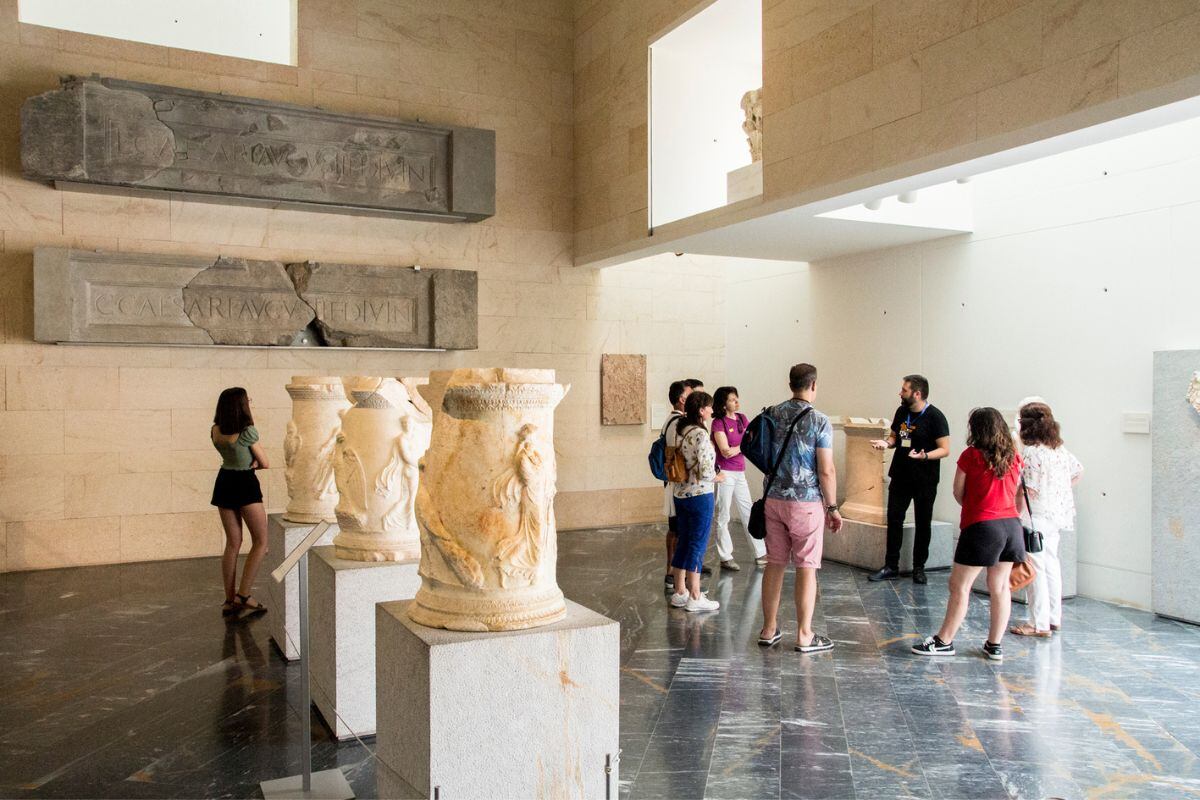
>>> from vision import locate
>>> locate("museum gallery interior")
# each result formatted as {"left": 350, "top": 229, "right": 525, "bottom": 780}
{"left": 2, "top": 1, "right": 1200, "bottom": 798}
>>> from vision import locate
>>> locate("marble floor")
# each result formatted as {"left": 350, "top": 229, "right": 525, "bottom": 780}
{"left": 2, "top": 524, "right": 1199, "bottom": 799}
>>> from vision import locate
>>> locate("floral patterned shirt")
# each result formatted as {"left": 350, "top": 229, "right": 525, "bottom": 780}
{"left": 1022, "top": 443, "right": 1083, "bottom": 529}
{"left": 673, "top": 424, "right": 717, "bottom": 499}
{"left": 765, "top": 400, "right": 833, "bottom": 503}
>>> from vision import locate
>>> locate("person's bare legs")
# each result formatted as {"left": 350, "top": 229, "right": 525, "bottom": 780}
{"left": 235, "top": 502, "right": 269, "bottom": 600}
{"left": 218, "top": 507, "right": 244, "bottom": 603}
{"left": 795, "top": 567, "right": 818, "bottom": 646}
{"left": 759, "top": 562, "right": 786, "bottom": 638}
{"left": 985, "top": 562, "right": 1014, "bottom": 644}
{"left": 673, "top": 567, "right": 702, "bottom": 599}
{"left": 936, "top": 563, "right": 983, "bottom": 643}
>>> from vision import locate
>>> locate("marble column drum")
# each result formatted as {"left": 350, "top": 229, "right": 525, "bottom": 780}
{"left": 332, "top": 377, "right": 431, "bottom": 562}
{"left": 283, "top": 376, "right": 351, "bottom": 524}
{"left": 410, "top": 368, "right": 569, "bottom": 631}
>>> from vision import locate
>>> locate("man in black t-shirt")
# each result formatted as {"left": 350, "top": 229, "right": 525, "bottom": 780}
{"left": 868, "top": 374, "right": 951, "bottom": 584}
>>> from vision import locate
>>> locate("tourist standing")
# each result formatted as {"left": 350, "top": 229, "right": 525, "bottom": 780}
{"left": 1010, "top": 401, "right": 1083, "bottom": 638}
{"left": 757, "top": 364, "right": 842, "bottom": 652}
{"left": 662, "top": 379, "right": 706, "bottom": 588}
{"left": 711, "top": 386, "right": 766, "bottom": 570}
{"left": 211, "top": 387, "right": 271, "bottom": 616}
{"left": 913, "top": 408, "right": 1023, "bottom": 662}
{"left": 869, "top": 374, "right": 951, "bottom": 584}
{"left": 668, "top": 391, "right": 723, "bottom": 612}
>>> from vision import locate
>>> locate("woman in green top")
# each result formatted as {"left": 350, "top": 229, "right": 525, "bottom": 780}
{"left": 211, "top": 387, "right": 271, "bottom": 616}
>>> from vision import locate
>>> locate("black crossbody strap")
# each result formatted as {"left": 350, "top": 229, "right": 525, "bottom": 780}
{"left": 763, "top": 406, "right": 812, "bottom": 494}
{"left": 1020, "top": 472, "right": 1033, "bottom": 523}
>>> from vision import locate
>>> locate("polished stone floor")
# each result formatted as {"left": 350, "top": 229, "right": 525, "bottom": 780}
{"left": 2, "top": 523, "right": 1199, "bottom": 799}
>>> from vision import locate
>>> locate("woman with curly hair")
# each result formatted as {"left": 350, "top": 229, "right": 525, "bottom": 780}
{"left": 913, "top": 407, "right": 1024, "bottom": 662}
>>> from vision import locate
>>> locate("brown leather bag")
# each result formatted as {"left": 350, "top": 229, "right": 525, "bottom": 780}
{"left": 664, "top": 418, "right": 689, "bottom": 483}
{"left": 1010, "top": 560, "right": 1037, "bottom": 592}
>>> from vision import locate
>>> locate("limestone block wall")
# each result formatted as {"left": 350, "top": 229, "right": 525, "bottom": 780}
{"left": 0, "top": 1, "right": 725, "bottom": 572}
{"left": 574, "top": 0, "right": 1200, "bottom": 264}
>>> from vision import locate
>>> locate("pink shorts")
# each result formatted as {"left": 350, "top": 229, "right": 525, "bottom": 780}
{"left": 764, "top": 497, "right": 824, "bottom": 569}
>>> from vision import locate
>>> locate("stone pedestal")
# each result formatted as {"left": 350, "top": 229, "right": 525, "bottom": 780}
{"left": 823, "top": 518, "right": 955, "bottom": 572}
{"left": 308, "top": 546, "right": 421, "bottom": 739}
{"left": 726, "top": 161, "right": 762, "bottom": 204}
{"left": 841, "top": 419, "right": 889, "bottom": 525}
{"left": 376, "top": 599, "right": 619, "bottom": 799}
{"left": 1152, "top": 350, "right": 1200, "bottom": 625}
{"left": 961, "top": 528, "right": 1078, "bottom": 601}
{"left": 266, "top": 514, "right": 338, "bottom": 660}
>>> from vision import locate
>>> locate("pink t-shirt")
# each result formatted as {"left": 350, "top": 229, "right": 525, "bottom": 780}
{"left": 712, "top": 413, "right": 748, "bottom": 472}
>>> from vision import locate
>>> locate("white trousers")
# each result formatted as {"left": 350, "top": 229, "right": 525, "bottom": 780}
{"left": 1025, "top": 517, "right": 1062, "bottom": 631}
{"left": 713, "top": 470, "right": 765, "bottom": 561}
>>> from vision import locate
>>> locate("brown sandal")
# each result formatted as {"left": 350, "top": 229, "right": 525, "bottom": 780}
{"left": 1009, "top": 624, "right": 1051, "bottom": 638}
{"left": 221, "top": 600, "right": 239, "bottom": 616}
{"left": 235, "top": 593, "right": 268, "bottom": 613}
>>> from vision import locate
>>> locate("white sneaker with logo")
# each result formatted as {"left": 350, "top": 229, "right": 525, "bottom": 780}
{"left": 685, "top": 593, "right": 720, "bottom": 612}
{"left": 669, "top": 592, "right": 689, "bottom": 608}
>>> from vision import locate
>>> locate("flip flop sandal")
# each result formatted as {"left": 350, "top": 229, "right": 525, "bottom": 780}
{"left": 757, "top": 628, "right": 782, "bottom": 647}
{"left": 235, "top": 593, "right": 267, "bottom": 613}
{"left": 221, "top": 600, "right": 239, "bottom": 616}
{"left": 794, "top": 635, "right": 834, "bottom": 653}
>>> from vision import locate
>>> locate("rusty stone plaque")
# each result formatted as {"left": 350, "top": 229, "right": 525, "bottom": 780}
{"left": 34, "top": 248, "right": 478, "bottom": 349}
{"left": 21, "top": 76, "right": 494, "bottom": 222}
{"left": 600, "top": 354, "right": 647, "bottom": 426}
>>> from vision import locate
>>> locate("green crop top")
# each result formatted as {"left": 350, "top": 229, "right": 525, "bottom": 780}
{"left": 213, "top": 425, "right": 259, "bottom": 471}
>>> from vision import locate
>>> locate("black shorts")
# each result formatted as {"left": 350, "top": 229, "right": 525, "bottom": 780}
{"left": 211, "top": 468, "right": 263, "bottom": 510}
{"left": 954, "top": 518, "right": 1025, "bottom": 567}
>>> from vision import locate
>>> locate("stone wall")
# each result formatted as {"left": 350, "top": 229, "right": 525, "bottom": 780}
{"left": 574, "top": 0, "right": 1200, "bottom": 264}
{"left": 0, "top": 1, "right": 725, "bottom": 571}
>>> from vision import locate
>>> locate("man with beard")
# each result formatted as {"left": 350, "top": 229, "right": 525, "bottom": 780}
{"left": 868, "top": 374, "right": 950, "bottom": 584}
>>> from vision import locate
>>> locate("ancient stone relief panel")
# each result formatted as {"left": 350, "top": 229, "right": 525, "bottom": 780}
{"left": 410, "top": 368, "right": 569, "bottom": 631}
{"left": 283, "top": 377, "right": 352, "bottom": 524}
{"left": 22, "top": 76, "right": 495, "bottom": 222}
{"left": 600, "top": 354, "right": 647, "bottom": 426}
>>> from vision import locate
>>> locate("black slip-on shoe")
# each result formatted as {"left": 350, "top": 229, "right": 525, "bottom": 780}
{"left": 868, "top": 566, "right": 899, "bottom": 582}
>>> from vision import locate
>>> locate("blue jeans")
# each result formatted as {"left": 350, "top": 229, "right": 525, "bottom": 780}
{"left": 671, "top": 493, "right": 715, "bottom": 572}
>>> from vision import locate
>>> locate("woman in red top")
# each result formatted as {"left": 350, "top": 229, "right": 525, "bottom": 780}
{"left": 912, "top": 407, "right": 1026, "bottom": 662}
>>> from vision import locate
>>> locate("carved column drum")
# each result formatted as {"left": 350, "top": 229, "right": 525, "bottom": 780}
{"left": 332, "top": 377, "right": 431, "bottom": 562}
{"left": 283, "top": 376, "right": 351, "bottom": 524}
{"left": 410, "top": 368, "right": 569, "bottom": 631}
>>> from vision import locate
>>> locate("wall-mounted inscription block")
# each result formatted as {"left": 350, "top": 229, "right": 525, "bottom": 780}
{"left": 22, "top": 76, "right": 495, "bottom": 222}
{"left": 34, "top": 248, "right": 478, "bottom": 349}
{"left": 600, "top": 354, "right": 647, "bottom": 425}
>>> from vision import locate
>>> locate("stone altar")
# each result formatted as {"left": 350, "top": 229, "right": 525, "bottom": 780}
{"left": 600, "top": 353, "right": 646, "bottom": 425}
{"left": 22, "top": 76, "right": 495, "bottom": 222}
{"left": 308, "top": 546, "right": 420, "bottom": 739}
{"left": 840, "top": 418, "right": 889, "bottom": 526}
{"left": 1152, "top": 351, "right": 1200, "bottom": 624}
{"left": 283, "top": 376, "right": 351, "bottom": 524}
{"left": 265, "top": 514, "right": 338, "bottom": 661}
{"left": 332, "top": 377, "right": 431, "bottom": 562}
{"left": 410, "top": 368, "right": 569, "bottom": 631}
{"left": 376, "top": 599, "right": 619, "bottom": 799}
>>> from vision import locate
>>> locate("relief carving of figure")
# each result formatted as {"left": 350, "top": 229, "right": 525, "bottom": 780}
{"left": 282, "top": 377, "right": 351, "bottom": 523}
{"left": 492, "top": 423, "right": 549, "bottom": 587}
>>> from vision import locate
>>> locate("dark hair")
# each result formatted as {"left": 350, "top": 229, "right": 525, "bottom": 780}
{"left": 966, "top": 407, "right": 1016, "bottom": 478}
{"left": 214, "top": 387, "right": 254, "bottom": 435}
{"left": 713, "top": 386, "right": 738, "bottom": 418}
{"left": 789, "top": 363, "right": 817, "bottom": 391}
{"left": 668, "top": 380, "right": 686, "bottom": 407}
{"left": 678, "top": 391, "right": 713, "bottom": 438}
{"left": 1018, "top": 402, "right": 1063, "bottom": 448}
{"left": 683, "top": 378, "right": 704, "bottom": 389}
{"left": 904, "top": 374, "right": 930, "bottom": 400}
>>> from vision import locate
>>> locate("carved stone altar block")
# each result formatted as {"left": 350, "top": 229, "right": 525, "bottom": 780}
{"left": 266, "top": 514, "right": 338, "bottom": 660}
{"left": 22, "top": 76, "right": 495, "bottom": 222}
{"left": 600, "top": 353, "right": 646, "bottom": 425}
{"left": 841, "top": 419, "right": 889, "bottom": 526}
{"left": 376, "top": 599, "right": 619, "bottom": 799}
{"left": 284, "top": 377, "right": 351, "bottom": 524}
{"left": 1152, "top": 350, "right": 1200, "bottom": 624}
{"left": 412, "top": 368, "right": 569, "bottom": 631}
{"left": 823, "top": 518, "right": 955, "bottom": 573}
{"left": 308, "top": 546, "right": 420, "bottom": 739}
{"left": 333, "top": 377, "right": 431, "bottom": 562}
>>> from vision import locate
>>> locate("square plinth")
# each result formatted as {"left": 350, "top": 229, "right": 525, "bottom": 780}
{"left": 376, "top": 599, "right": 620, "bottom": 799}
{"left": 963, "top": 527, "right": 1078, "bottom": 602}
{"left": 823, "top": 518, "right": 955, "bottom": 572}
{"left": 309, "top": 546, "right": 420, "bottom": 740}
{"left": 266, "top": 514, "right": 338, "bottom": 660}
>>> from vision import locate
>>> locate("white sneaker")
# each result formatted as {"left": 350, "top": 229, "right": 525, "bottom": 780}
{"left": 669, "top": 592, "right": 689, "bottom": 608}
{"left": 685, "top": 593, "right": 720, "bottom": 612}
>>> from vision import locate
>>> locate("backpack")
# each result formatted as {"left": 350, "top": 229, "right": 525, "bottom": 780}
{"left": 648, "top": 414, "right": 681, "bottom": 482}
{"left": 742, "top": 408, "right": 776, "bottom": 473}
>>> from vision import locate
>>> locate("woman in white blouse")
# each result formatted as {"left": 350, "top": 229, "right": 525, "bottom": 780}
{"left": 1010, "top": 401, "right": 1083, "bottom": 637}
{"left": 667, "top": 391, "right": 724, "bottom": 612}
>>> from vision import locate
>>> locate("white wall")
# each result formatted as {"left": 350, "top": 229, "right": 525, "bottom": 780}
{"left": 725, "top": 116, "right": 1200, "bottom": 609}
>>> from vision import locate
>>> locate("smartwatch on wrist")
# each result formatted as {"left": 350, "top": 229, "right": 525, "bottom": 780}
{"left": 825, "top": 504, "right": 839, "bottom": 514}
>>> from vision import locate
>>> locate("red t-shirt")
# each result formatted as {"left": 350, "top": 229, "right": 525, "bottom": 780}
{"left": 956, "top": 447, "right": 1023, "bottom": 529}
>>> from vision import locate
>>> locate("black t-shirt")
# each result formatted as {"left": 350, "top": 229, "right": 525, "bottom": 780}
{"left": 887, "top": 403, "right": 950, "bottom": 486}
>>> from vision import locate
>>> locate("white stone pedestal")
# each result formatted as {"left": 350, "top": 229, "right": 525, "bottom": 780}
{"left": 266, "top": 514, "right": 338, "bottom": 660}
{"left": 823, "top": 518, "right": 955, "bottom": 572}
{"left": 963, "top": 527, "right": 1078, "bottom": 602}
{"left": 376, "top": 599, "right": 619, "bottom": 800}
{"left": 726, "top": 161, "right": 762, "bottom": 203}
{"left": 308, "top": 546, "right": 420, "bottom": 740}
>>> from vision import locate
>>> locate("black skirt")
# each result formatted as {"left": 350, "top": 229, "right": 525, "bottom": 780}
{"left": 211, "top": 468, "right": 263, "bottom": 509}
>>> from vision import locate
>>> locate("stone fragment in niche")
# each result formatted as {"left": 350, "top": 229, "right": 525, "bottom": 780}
{"left": 741, "top": 88, "right": 762, "bottom": 163}
{"left": 411, "top": 368, "right": 569, "bottom": 631}
{"left": 182, "top": 257, "right": 315, "bottom": 346}
{"left": 284, "top": 376, "right": 352, "bottom": 524}
{"left": 1189, "top": 371, "right": 1200, "bottom": 415}
{"left": 840, "top": 418, "right": 890, "bottom": 526}
{"left": 332, "top": 377, "right": 432, "bottom": 562}
{"left": 600, "top": 354, "right": 647, "bottom": 425}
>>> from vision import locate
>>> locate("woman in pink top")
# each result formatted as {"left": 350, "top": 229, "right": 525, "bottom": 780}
{"left": 711, "top": 387, "right": 767, "bottom": 570}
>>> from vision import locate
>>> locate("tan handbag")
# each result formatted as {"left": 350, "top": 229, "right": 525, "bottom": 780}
{"left": 1010, "top": 560, "right": 1037, "bottom": 592}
